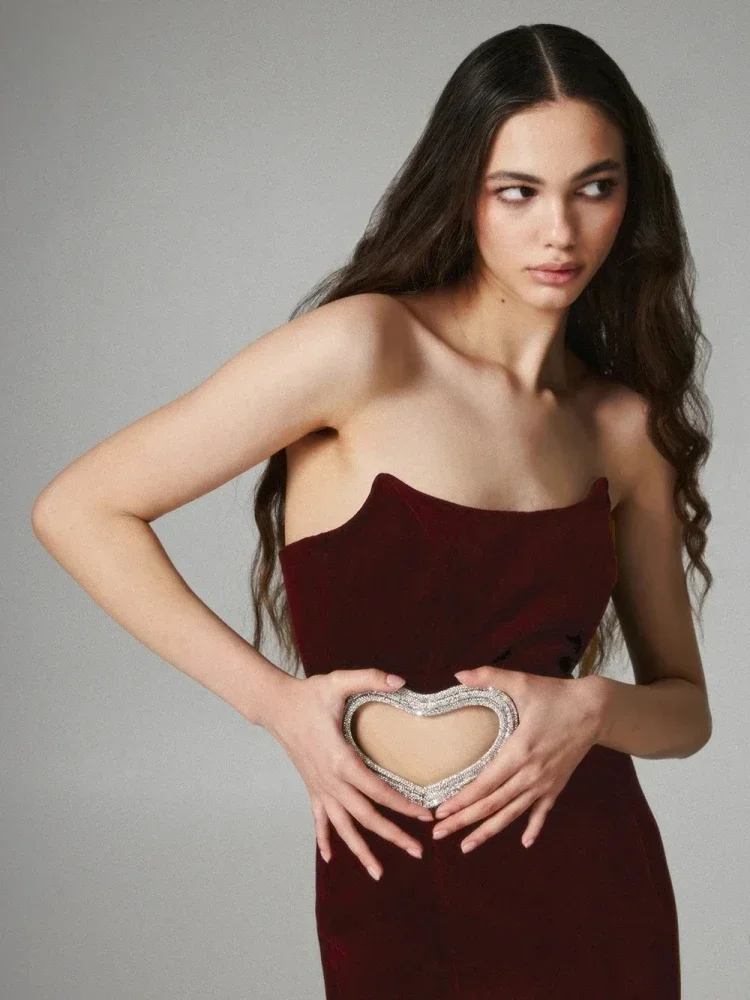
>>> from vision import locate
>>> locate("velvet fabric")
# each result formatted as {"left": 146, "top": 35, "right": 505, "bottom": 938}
{"left": 279, "top": 472, "right": 680, "bottom": 999}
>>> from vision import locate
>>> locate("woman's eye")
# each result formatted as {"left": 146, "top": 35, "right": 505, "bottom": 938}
{"left": 579, "top": 178, "right": 619, "bottom": 198}
{"left": 496, "top": 185, "right": 534, "bottom": 202}
{"left": 495, "top": 178, "right": 618, "bottom": 203}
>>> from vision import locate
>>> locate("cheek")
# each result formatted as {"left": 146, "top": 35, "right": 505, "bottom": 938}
{"left": 592, "top": 204, "right": 627, "bottom": 253}
{"left": 475, "top": 204, "right": 526, "bottom": 257}
{"left": 599, "top": 191, "right": 628, "bottom": 239}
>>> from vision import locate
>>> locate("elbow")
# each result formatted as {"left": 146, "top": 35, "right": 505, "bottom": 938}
{"left": 685, "top": 710, "right": 713, "bottom": 758}
{"left": 685, "top": 685, "right": 713, "bottom": 757}
{"left": 31, "top": 491, "right": 56, "bottom": 540}
{"left": 698, "top": 713, "right": 713, "bottom": 751}
{"left": 699, "top": 697, "right": 713, "bottom": 748}
{"left": 31, "top": 486, "right": 76, "bottom": 542}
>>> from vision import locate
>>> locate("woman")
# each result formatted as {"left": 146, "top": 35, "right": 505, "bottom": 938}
{"left": 32, "top": 23, "right": 712, "bottom": 1000}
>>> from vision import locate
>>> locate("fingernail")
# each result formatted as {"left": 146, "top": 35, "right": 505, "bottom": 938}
{"left": 433, "top": 828, "right": 447, "bottom": 840}
{"left": 523, "top": 836, "right": 535, "bottom": 848}
{"left": 407, "top": 846, "right": 422, "bottom": 859}
{"left": 461, "top": 840, "right": 476, "bottom": 853}
{"left": 387, "top": 674, "right": 405, "bottom": 687}
{"left": 418, "top": 813, "right": 433, "bottom": 821}
{"left": 367, "top": 866, "right": 381, "bottom": 880}
{"left": 435, "top": 805, "right": 450, "bottom": 818}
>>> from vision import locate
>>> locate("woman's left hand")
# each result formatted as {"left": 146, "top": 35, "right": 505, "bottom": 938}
{"left": 431, "top": 665, "right": 602, "bottom": 852}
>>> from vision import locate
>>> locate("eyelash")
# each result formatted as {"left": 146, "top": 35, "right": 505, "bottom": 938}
{"left": 494, "top": 178, "right": 619, "bottom": 204}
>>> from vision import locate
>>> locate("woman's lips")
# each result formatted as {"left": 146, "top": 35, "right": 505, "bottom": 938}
{"left": 527, "top": 266, "right": 583, "bottom": 285}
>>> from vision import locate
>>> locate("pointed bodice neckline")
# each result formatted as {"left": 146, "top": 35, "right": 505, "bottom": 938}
{"left": 280, "top": 471, "right": 610, "bottom": 558}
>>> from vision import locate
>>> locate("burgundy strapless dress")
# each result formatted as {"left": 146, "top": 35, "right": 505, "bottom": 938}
{"left": 278, "top": 472, "right": 680, "bottom": 999}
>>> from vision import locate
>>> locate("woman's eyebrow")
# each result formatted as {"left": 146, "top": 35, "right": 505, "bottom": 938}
{"left": 486, "top": 158, "right": 624, "bottom": 183}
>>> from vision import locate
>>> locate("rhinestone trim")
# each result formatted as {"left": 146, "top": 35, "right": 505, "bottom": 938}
{"left": 342, "top": 684, "right": 519, "bottom": 809}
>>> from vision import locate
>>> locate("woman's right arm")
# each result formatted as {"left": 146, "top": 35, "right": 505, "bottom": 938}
{"left": 30, "top": 294, "right": 381, "bottom": 727}
{"left": 31, "top": 293, "right": 433, "bottom": 876}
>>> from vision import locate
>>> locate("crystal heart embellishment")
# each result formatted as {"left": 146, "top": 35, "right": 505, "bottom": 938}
{"left": 342, "top": 684, "right": 519, "bottom": 809}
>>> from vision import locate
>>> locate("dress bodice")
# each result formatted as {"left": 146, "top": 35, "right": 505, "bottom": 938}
{"left": 278, "top": 472, "right": 617, "bottom": 691}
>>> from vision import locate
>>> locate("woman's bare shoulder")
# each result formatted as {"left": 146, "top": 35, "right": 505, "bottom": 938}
{"left": 300, "top": 292, "right": 420, "bottom": 428}
{"left": 588, "top": 376, "right": 655, "bottom": 511}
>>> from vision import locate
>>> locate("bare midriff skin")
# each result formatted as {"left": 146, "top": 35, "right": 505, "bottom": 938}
{"left": 283, "top": 289, "right": 621, "bottom": 789}
{"left": 351, "top": 702, "right": 500, "bottom": 785}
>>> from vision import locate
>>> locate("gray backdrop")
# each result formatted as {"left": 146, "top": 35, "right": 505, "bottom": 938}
{"left": 3, "top": 1, "right": 748, "bottom": 997}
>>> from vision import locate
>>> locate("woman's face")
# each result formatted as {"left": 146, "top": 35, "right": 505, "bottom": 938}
{"left": 472, "top": 98, "right": 629, "bottom": 306}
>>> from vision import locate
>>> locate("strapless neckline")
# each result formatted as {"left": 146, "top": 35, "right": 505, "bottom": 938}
{"left": 280, "top": 471, "right": 610, "bottom": 557}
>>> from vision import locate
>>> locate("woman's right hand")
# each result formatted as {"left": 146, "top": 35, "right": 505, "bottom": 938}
{"left": 259, "top": 668, "right": 433, "bottom": 880}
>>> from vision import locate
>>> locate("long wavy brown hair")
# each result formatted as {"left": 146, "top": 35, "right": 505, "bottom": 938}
{"left": 249, "top": 23, "right": 713, "bottom": 680}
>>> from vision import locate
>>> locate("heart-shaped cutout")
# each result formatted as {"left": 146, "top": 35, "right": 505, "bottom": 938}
{"left": 342, "top": 684, "right": 519, "bottom": 809}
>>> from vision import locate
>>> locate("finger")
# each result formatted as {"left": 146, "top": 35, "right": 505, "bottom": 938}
{"left": 434, "top": 774, "right": 497, "bottom": 819}
{"left": 311, "top": 797, "right": 331, "bottom": 862}
{"left": 334, "top": 666, "right": 409, "bottom": 694}
{"left": 341, "top": 745, "right": 433, "bottom": 822}
{"left": 460, "top": 787, "right": 539, "bottom": 853}
{"left": 434, "top": 761, "right": 520, "bottom": 823}
{"left": 521, "top": 796, "right": 555, "bottom": 848}
{"left": 434, "top": 772, "right": 528, "bottom": 835}
{"left": 435, "top": 742, "right": 525, "bottom": 818}
{"left": 324, "top": 797, "right": 386, "bottom": 880}
{"left": 333, "top": 779, "right": 425, "bottom": 859}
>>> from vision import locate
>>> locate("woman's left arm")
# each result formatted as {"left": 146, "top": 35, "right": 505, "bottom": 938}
{"left": 581, "top": 424, "right": 712, "bottom": 760}
{"left": 432, "top": 405, "right": 713, "bottom": 848}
